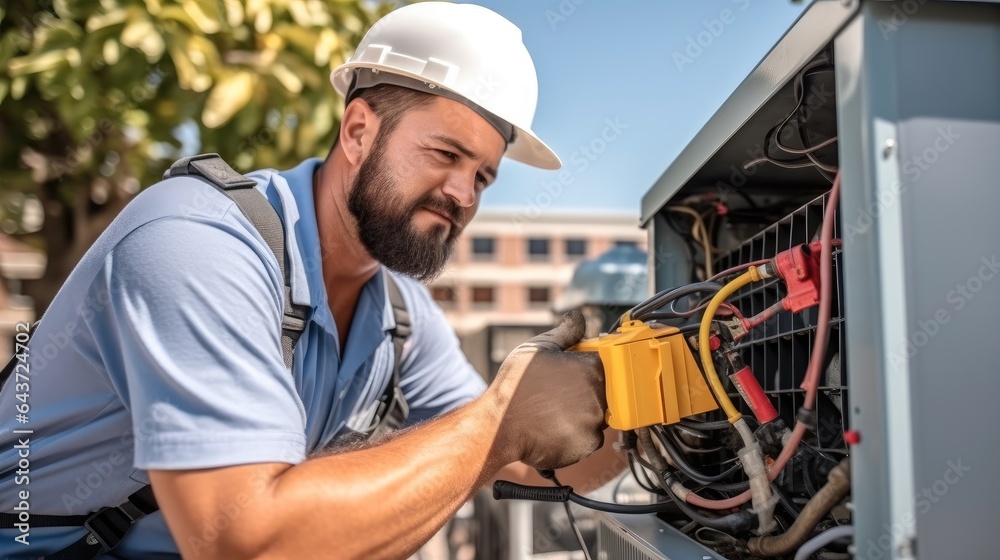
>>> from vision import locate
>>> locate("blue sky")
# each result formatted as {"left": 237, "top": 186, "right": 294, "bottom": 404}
{"left": 465, "top": 0, "right": 808, "bottom": 215}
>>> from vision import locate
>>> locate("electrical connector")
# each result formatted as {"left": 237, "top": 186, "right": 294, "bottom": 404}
{"left": 716, "top": 317, "right": 745, "bottom": 342}
{"left": 571, "top": 321, "right": 720, "bottom": 430}
{"left": 771, "top": 240, "right": 841, "bottom": 314}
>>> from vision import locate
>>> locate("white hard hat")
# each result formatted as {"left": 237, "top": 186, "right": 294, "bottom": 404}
{"left": 331, "top": 2, "right": 561, "bottom": 170}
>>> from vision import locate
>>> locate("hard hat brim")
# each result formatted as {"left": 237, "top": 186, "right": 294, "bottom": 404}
{"left": 332, "top": 63, "right": 562, "bottom": 171}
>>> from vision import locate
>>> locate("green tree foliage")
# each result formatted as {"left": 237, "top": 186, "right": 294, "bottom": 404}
{"left": 0, "top": 0, "right": 393, "bottom": 311}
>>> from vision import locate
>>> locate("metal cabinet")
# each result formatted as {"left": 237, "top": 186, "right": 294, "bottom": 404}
{"left": 603, "top": 1, "right": 1000, "bottom": 558}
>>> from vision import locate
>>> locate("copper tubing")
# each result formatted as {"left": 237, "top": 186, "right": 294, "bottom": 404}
{"left": 747, "top": 459, "right": 851, "bottom": 557}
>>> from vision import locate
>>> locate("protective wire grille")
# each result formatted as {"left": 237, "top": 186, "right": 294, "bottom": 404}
{"left": 597, "top": 521, "right": 662, "bottom": 560}
{"left": 714, "top": 192, "right": 848, "bottom": 476}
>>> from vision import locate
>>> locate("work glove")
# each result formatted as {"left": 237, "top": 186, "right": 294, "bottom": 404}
{"left": 489, "top": 310, "right": 607, "bottom": 470}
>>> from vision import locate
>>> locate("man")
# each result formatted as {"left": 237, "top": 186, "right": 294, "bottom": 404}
{"left": 0, "top": 3, "right": 612, "bottom": 559}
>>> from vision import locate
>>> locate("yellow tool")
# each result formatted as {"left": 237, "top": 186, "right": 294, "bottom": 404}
{"left": 571, "top": 320, "right": 719, "bottom": 431}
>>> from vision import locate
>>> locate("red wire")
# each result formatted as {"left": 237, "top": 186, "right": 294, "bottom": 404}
{"left": 715, "top": 302, "right": 745, "bottom": 321}
{"left": 682, "top": 172, "right": 841, "bottom": 510}
{"left": 802, "top": 174, "right": 839, "bottom": 408}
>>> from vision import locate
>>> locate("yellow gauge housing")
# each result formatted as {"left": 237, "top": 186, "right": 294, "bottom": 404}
{"left": 571, "top": 321, "right": 719, "bottom": 431}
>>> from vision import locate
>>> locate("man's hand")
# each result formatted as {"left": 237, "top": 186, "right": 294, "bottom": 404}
{"left": 489, "top": 310, "right": 607, "bottom": 470}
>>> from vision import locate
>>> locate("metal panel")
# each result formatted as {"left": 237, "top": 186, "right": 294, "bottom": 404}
{"left": 831, "top": 12, "right": 896, "bottom": 560}
{"left": 595, "top": 513, "right": 726, "bottom": 560}
{"left": 835, "top": 2, "right": 1000, "bottom": 559}
{"left": 648, "top": 213, "right": 693, "bottom": 295}
{"left": 641, "top": 0, "right": 858, "bottom": 225}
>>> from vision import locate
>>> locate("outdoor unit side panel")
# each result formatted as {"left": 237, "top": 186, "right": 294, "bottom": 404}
{"left": 887, "top": 3, "right": 1000, "bottom": 559}
{"left": 839, "top": 3, "right": 1000, "bottom": 559}
{"left": 833, "top": 13, "right": 895, "bottom": 560}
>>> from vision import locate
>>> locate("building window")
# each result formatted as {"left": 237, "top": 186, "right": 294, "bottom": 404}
{"left": 565, "top": 238, "right": 587, "bottom": 259}
{"left": 528, "top": 287, "right": 550, "bottom": 308}
{"left": 471, "top": 237, "right": 496, "bottom": 261}
{"left": 615, "top": 240, "right": 638, "bottom": 249}
{"left": 471, "top": 286, "right": 495, "bottom": 308}
{"left": 527, "top": 238, "right": 550, "bottom": 262}
{"left": 430, "top": 286, "right": 456, "bottom": 308}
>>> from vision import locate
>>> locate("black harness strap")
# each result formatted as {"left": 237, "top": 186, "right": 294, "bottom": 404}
{"left": 369, "top": 269, "right": 412, "bottom": 439}
{"left": 164, "top": 153, "right": 309, "bottom": 370}
{"left": 0, "top": 486, "right": 157, "bottom": 560}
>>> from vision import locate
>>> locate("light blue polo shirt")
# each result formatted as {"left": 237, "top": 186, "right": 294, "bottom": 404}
{"left": 0, "top": 158, "right": 486, "bottom": 558}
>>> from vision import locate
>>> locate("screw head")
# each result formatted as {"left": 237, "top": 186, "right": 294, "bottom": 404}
{"left": 883, "top": 139, "right": 896, "bottom": 158}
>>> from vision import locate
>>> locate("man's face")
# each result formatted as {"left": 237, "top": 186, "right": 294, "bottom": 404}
{"left": 347, "top": 96, "right": 506, "bottom": 281}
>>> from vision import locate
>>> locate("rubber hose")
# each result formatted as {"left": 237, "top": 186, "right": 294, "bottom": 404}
{"left": 747, "top": 459, "right": 851, "bottom": 557}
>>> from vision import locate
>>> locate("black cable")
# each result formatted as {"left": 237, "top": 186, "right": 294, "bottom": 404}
{"left": 670, "top": 423, "right": 715, "bottom": 442}
{"left": 669, "top": 296, "right": 711, "bottom": 317}
{"left": 772, "top": 482, "right": 802, "bottom": 518}
{"left": 492, "top": 480, "right": 677, "bottom": 514}
{"left": 626, "top": 431, "right": 753, "bottom": 534}
{"left": 675, "top": 323, "right": 703, "bottom": 335}
{"left": 774, "top": 67, "right": 836, "bottom": 156}
{"left": 568, "top": 493, "right": 674, "bottom": 514}
{"left": 651, "top": 426, "right": 742, "bottom": 485}
{"left": 666, "top": 436, "right": 723, "bottom": 455}
{"left": 613, "top": 282, "right": 719, "bottom": 331}
{"left": 630, "top": 282, "right": 722, "bottom": 323}
{"left": 801, "top": 440, "right": 842, "bottom": 469}
{"left": 643, "top": 310, "right": 705, "bottom": 323}
{"left": 678, "top": 418, "right": 733, "bottom": 431}
{"left": 779, "top": 66, "right": 836, "bottom": 155}
{"left": 794, "top": 68, "right": 838, "bottom": 183}
{"left": 802, "top": 458, "right": 819, "bottom": 497}
{"left": 748, "top": 60, "right": 838, "bottom": 176}
{"left": 630, "top": 448, "right": 661, "bottom": 475}
{"left": 626, "top": 451, "right": 666, "bottom": 495}
{"left": 547, "top": 472, "right": 593, "bottom": 560}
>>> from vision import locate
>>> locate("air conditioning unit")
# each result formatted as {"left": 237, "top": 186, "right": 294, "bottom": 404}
{"left": 596, "top": 1, "right": 1000, "bottom": 559}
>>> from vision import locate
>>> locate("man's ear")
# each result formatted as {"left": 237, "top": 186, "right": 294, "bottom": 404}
{"left": 338, "top": 98, "right": 379, "bottom": 166}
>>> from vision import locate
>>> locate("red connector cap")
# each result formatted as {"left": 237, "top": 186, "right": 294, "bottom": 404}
{"left": 771, "top": 240, "right": 842, "bottom": 314}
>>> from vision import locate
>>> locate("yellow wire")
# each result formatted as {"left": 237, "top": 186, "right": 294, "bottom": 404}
{"left": 667, "top": 206, "right": 714, "bottom": 278}
{"left": 698, "top": 267, "right": 762, "bottom": 424}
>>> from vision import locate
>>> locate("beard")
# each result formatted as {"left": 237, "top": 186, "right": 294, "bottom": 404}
{"left": 347, "top": 136, "right": 465, "bottom": 282}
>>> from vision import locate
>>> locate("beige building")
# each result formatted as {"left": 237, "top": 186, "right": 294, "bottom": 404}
{"left": 428, "top": 210, "right": 646, "bottom": 377}
{"left": 0, "top": 234, "right": 45, "bottom": 357}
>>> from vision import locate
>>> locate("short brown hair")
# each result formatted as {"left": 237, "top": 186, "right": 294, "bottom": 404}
{"left": 333, "top": 84, "right": 437, "bottom": 149}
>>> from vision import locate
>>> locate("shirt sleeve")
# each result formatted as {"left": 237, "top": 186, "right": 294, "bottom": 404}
{"left": 395, "top": 281, "right": 488, "bottom": 426}
{"left": 88, "top": 212, "right": 308, "bottom": 470}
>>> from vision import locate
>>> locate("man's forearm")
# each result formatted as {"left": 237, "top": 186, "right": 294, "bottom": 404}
{"left": 269, "top": 397, "right": 513, "bottom": 559}
{"left": 156, "top": 397, "right": 516, "bottom": 560}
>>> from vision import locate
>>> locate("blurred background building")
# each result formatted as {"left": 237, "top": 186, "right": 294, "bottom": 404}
{"left": 0, "top": 233, "right": 45, "bottom": 356}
